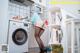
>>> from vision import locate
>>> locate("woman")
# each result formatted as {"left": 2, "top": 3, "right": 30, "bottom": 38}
{"left": 31, "top": 9, "right": 51, "bottom": 53}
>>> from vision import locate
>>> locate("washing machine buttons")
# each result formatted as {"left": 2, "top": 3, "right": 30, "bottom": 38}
{"left": 24, "top": 23, "right": 28, "bottom": 27}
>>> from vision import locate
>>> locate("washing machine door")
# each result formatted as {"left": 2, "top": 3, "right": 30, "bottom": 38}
{"left": 12, "top": 28, "right": 28, "bottom": 45}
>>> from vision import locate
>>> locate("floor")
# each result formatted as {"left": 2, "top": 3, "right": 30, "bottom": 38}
{"left": 29, "top": 47, "right": 51, "bottom": 53}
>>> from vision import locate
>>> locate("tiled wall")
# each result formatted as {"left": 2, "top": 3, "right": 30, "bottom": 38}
{"left": 8, "top": 2, "right": 30, "bottom": 20}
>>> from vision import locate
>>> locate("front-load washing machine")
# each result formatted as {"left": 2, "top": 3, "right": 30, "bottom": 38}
{"left": 8, "top": 20, "right": 29, "bottom": 53}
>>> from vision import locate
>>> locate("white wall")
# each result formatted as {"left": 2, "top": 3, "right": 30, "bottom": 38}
{"left": 61, "top": 10, "right": 68, "bottom": 53}
{"left": 47, "top": 0, "right": 80, "bottom": 17}
{"left": 0, "top": 0, "right": 9, "bottom": 44}
{"left": 28, "top": 25, "right": 38, "bottom": 48}
{"left": 52, "top": 4, "right": 80, "bottom": 17}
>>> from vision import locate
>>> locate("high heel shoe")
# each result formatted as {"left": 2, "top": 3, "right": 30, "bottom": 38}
{"left": 45, "top": 47, "right": 52, "bottom": 51}
{"left": 40, "top": 47, "right": 52, "bottom": 52}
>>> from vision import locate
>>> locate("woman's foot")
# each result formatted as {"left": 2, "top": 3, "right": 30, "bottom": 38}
{"left": 46, "top": 47, "right": 51, "bottom": 51}
{"left": 40, "top": 47, "right": 52, "bottom": 52}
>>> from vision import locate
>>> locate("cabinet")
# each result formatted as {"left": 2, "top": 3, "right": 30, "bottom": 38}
{"left": 66, "top": 19, "right": 80, "bottom": 53}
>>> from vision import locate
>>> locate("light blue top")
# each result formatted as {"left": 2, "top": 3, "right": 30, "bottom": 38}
{"left": 31, "top": 13, "right": 42, "bottom": 25}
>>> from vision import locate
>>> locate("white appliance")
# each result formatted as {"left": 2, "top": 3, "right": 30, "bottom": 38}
{"left": 8, "top": 20, "right": 30, "bottom": 53}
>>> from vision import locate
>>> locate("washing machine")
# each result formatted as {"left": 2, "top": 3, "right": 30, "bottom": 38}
{"left": 8, "top": 20, "right": 29, "bottom": 53}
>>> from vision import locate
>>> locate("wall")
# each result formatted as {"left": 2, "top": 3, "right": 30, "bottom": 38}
{"left": 47, "top": 0, "right": 80, "bottom": 17}
{"left": 61, "top": 10, "right": 68, "bottom": 53}
{"left": 52, "top": 4, "right": 80, "bottom": 17}
{"left": 28, "top": 25, "right": 38, "bottom": 48}
{"left": 0, "top": 0, "right": 9, "bottom": 44}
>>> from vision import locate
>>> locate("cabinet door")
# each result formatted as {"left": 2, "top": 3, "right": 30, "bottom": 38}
{"left": 78, "top": 28, "right": 80, "bottom": 53}
{"left": 74, "top": 28, "right": 78, "bottom": 53}
{"left": 74, "top": 27, "right": 80, "bottom": 53}
{"left": 75, "top": 27, "right": 80, "bottom": 53}
{"left": 66, "top": 23, "right": 72, "bottom": 53}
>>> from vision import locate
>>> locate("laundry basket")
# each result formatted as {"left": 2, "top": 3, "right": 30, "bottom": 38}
{"left": 52, "top": 44, "right": 63, "bottom": 53}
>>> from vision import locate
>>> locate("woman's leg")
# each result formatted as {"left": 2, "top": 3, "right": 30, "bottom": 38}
{"left": 34, "top": 26, "right": 51, "bottom": 53}
{"left": 34, "top": 26, "right": 45, "bottom": 50}
{"left": 38, "top": 27, "right": 44, "bottom": 37}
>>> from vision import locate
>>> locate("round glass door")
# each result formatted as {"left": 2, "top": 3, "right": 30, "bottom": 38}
{"left": 12, "top": 28, "right": 28, "bottom": 45}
